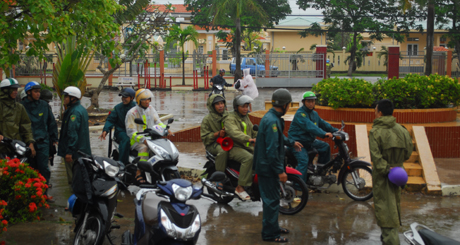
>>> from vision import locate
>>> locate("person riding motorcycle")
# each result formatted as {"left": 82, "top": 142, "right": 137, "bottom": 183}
{"left": 223, "top": 95, "right": 257, "bottom": 201}
{"left": 287, "top": 91, "right": 338, "bottom": 183}
{"left": 209, "top": 69, "right": 232, "bottom": 97}
{"left": 125, "top": 89, "right": 165, "bottom": 185}
{"left": 21, "top": 81, "right": 58, "bottom": 191}
{"left": 200, "top": 94, "right": 229, "bottom": 172}
{"left": 99, "top": 88, "right": 136, "bottom": 164}
{"left": 0, "top": 78, "right": 35, "bottom": 157}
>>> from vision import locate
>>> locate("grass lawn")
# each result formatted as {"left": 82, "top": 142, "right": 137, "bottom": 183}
{"left": 332, "top": 73, "right": 387, "bottom": 77}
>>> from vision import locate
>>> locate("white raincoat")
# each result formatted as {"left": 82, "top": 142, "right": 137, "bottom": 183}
{"left": 125, "top": 104, "right": 163, "bottom": 149}
{"left": 238, "top": 68, "right": 259, "bottom": 99}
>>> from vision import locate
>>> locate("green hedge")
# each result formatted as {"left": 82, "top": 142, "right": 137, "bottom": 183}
{"left": 312, "top": 74, "right": 460, "bottom": 109}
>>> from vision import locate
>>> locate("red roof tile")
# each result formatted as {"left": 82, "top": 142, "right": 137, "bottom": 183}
{"left": 433, "top": 46, "right": 449, "bottom": 51}
{"left": 146, "top": 4, "right": 190, "bottom": 13}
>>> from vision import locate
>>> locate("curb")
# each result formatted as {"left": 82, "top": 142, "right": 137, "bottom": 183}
{"left": 441, "top": 184, "right": 460, "bottom": 196}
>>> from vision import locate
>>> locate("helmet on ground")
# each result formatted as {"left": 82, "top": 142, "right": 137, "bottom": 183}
{"left": 271, "top": 88, "right": 292, "bottom": 107}
{"left": 119, "top": 88, "right": 135, "bottom": 98}
{"left": 219, "top": 68, "right": 225, "bottom": 74}
{"left": 135, "top": 89, "right": 153, "bottom": 105}
{"left": 212, "top": 95, "right": 225, "bottom": 105}
{"left": 20, "top": 90, "right": 27, "bottom": 100}
{"left": 24, "top": 81, "right": 41, "bottom": 93}
{"left": 0, "top": 78, "right": 20, "bottom": 89}
{"left": 40, "top": 90, "right": 53, "bottom": 102}
{"left": 388, "top": 167, "right": 408, "bottom": 187}
{"left": 302, "top": 91, "right": 317, "bottom": 101}
{"left": 233, "top": 95, "right": 253, "bottom": 110}
{"left": 63, "top": 86, "right": 81, "bottom": 99}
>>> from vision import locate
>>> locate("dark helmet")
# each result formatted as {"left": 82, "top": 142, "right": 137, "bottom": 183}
{"left": 212, "top": 95, "right": 225, "bottom": 105}
{"left": 271, "top": 88, "right": 292, "bottom": 107}
{"left": 119, "top": 88, "right": 135, "bottom": 98}
{"left": 219, "top": 68, "right": 225, "bottom": 74}
{"left": 40, "top": 89, "right": 53, "bottom": 102}
{"left": 233, "top": 95, "right": 253, "bottom": 111}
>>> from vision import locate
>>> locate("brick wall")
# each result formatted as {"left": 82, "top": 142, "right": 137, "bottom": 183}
{"left": 425, "top": 126, "right": 460, "bottom": 158}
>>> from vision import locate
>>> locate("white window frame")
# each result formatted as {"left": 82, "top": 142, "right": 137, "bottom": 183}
{"left": 407, "top": 44, "right": 418, "bottom": 56}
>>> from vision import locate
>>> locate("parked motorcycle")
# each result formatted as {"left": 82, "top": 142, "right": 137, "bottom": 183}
{"left": 109, "top": 118, "right": 180, "bottom": 185}
{"left": 66, "top": 150, "right": 126, "bottom": 245}
{"left": 285, "top": 121, "right": 373, "bottom": 201}
{"left": 121, "top": 165, "right": 219, "bottom": 245}
{"left": 211, "top": 84, "right": 224, "bottom": 96}
{"left": 0, "top": 136, "right": 31, "bottom": 162}
{"left": 404, "top": 222, "right": 460, "bottom": 245}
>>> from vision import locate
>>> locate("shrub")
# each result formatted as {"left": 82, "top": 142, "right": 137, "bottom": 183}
{"left": 0, "top": 199, "right": 7, "bottom": 236}
{"left": 312, "top": 77, "right": 374, "bottom": 109}
{"left": 0, "top": 158, "right": 50, "bottom": 225}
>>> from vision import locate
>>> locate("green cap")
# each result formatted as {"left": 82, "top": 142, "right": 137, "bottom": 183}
{"left": 302, "top": 91, "right": 317, "bottom": 100}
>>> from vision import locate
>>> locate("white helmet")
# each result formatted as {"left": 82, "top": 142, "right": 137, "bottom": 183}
{"left": 0, "top": 78, "right": 20, "bottom": 89}
{"left": 20, "top": 89, "right": 27, "bottom": 100}
{"left": 63, "top": 86, "right": 81, "bottom": 99}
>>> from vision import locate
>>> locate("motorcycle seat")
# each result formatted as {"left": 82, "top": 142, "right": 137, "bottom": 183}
{"left": 419, "top": 229, "right": 460, "bottom": 245}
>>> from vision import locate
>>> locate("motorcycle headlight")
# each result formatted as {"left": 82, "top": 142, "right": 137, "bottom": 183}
{"left": 185, "top": 215, "right": 201, "bottom": 239}
{"left": 103, "top": 160, "right": 119, "bottom": 177}
{"left": 14, "top": 143, "right": 26, "bottom": 155}
{"left": 160, "top": 209, "right": 177, "bottom": 238}
{"left": 343, "top": 132, "right": 349, "bottom": 141}
{"left": 172, "top": 184, "right": 192, "bottom": 202}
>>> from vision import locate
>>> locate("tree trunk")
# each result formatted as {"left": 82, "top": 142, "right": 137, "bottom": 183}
{"left": 425, "top": 2, "right": 435, "bottom": 76}
{"left": 234, "top": 17, "right": 242, "bottom": 82}
{"left": 347, "top": 33, "right": 357, "bottom": 76}
{"left": 182, "top": 46, "right": 185, "bottom": 86}
{"left": 87, "top": 63, "right": 121, "bottom": 110}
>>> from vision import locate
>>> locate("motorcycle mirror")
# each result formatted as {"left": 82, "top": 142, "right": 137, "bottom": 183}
{"left": 207, "top": 171, "right": 227, "bottom": 182}
{"left": 167, "top": 118, "right": 174, "bottom": 124}
{"left": 252, "top": 124, "right": 259, "bottom": 131}
{"left": 341, "top": 120, "right": 345, "bottom": 130}
{"left": 134, "top": 118, "right": 145, "bottom": 125}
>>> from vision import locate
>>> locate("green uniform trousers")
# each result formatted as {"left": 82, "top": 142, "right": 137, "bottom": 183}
{"left": 259, "top": 176, "right": 281, "bottom": 240}
{"left": 116, "top": 131, "right": 131, "bottom": 165}
{"left": 381, "top": 227, "right": 400, "bottom": 245}
{"left": 206, "top": 143, "right": 229, "bottom": 172}
{"left": 228, "top": 147, "right": 253, "bottom": 187}
{"left": 65, "top": 159, "right": 74, "bottom": 185}
{"left": 29, "top": 143, "right": 51, "bottom": 184}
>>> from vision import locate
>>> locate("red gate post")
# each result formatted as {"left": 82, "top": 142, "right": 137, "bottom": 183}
{"left": 205, "top": 66, "right": 209, "bottom": 89}
{"left": 265, "top": 50, "right": 270, "bottom": 78}
{"left": 387, "top": 45, "right": 400, "bottom": 79}
{"left": 212, "top": 50, "right": 217, "bottom": 78}
{"left": 315, "top": 45, "right": 327, "bottom": 79}
{"left": 148, "top": 62, "right": 151, "bottom": 89}
{"left": 154, "top": 62, "right": 157, "bottom": 88}
{"left": 169, "top": 76, "right": 172, "bottom": 89}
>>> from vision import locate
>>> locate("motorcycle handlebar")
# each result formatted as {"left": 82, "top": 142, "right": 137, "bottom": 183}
{"left": 77, "top": 150, "right": 91, "bottom": 158}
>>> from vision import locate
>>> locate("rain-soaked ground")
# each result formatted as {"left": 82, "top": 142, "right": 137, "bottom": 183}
{"left": 2, "top": 88, "right": 460, "bottom": 244}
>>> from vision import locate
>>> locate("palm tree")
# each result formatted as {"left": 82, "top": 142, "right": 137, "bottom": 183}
{"left": 207, "top": 0, "right": 268, "bottom": 81}
{"left": 165, "top": 25, "right": 199, "bottom": 85}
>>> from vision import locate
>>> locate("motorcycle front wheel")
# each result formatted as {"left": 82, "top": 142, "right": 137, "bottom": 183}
{"left": 279, "top": 175, "right": 308, "bottom": 215}
{"left": 341, "top": 166, "right": 373, "bottom": 201}
{"left": 73, "top": 214, "right": 105, "bottom": 245}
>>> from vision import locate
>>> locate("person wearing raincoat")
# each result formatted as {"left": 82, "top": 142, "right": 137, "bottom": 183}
{"left": 236, "top": 68, "right": 259, "bottom": 111}
{"left": 223, "top": 95, "right": 257, "bottom": 201}
{"left": 40, "top": 89, "right": 58, "bottom": 168}
{"left": 0, "top": 78, "right": 35, "bottom": 157}
{"left": 369, "top": 99, "right": 413, "bottom": 245}
{"left": 58, "top": 86, "right": 91, "bottom": 184}
{"left": 125, "top": 89, "right": 164, "bottom": 185}
{"left": 200, "top": 94, "right": 229, "bottom": 172}
{"left": 99, "top": 88, "right": 136, "bottom": 165}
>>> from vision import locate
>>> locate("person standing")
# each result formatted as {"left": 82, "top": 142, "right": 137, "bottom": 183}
{"left": 253, "top": 89, "right": 302, "bottom": 243}
{"left": 40, "top": 89, "right": 58, "bottom": 168}
{"left": 21, "top": 82, "right": 58, "bottom": 193}
{"left": 237, "top": 68, "right": 259, "bottom": 111}
{"left": 0, "top": 78, "right": 35, "bottom": 157}
{"left": 58, "top": 86, "right": 91, "bottom": 184}
{"left": 326, "top": 59, "right": 334, "bottom": 78}
{"left": 369, "top": 99, "right": 413, "bottom": 245}
{"left": 99, "top": 88, "right": 136, "bottom": 165}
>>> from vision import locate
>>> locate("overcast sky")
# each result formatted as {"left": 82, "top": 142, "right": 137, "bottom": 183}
{"left": 152, "top": 0, "right": 323, "bottom": 15}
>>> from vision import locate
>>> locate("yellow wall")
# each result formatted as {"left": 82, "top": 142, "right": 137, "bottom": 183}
{"left": 270, "top": 31, "right": 323, "bottom": 52}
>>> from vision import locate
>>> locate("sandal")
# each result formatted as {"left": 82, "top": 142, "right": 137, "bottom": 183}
{"left": 235, "top": 189, "right": 251, "bottom": 201}
{"left": 279, "top": 227, "right": 290, "bottom": 234}
{"left": 135, "top": 174, "right": 147, "bottom": 186}
{"left": 263, "top": 237, "right": 289, "bottom": 243}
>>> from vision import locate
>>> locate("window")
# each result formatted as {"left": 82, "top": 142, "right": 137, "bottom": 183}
{"left": 440, "top": 37, "right": 447, "bottom": 42}
{"left": 407, "top": 38, "right": 419, "bottom": 41}
{"left": 337, "top": 56, "right": 340, "bottom": 65}
{"left": 198, "top": 46, "right": 204, "bottom": 54}
{"left": 407, "top": 44, "right": 418, "bottom": 56}
{"left": 222, "top": 49, "right": 228, "bottom": 60}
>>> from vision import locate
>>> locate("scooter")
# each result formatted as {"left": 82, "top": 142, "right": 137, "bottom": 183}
{"left": 404, "top": 222, "right": 460, "bottom": 245}
{"left": 211, "top": 84, "right": 224, "bottom": 96}
{"left": 109, "top": 118, "right": 180, "bottom": 185}
{"left": 121, "top": 163, "right": 222, "bottom": 245}
{"left": 66, "top": 150, "right": 126, "bottom": 245}
{"left": 285, "top": 121, "right": 373, "bottom": 201}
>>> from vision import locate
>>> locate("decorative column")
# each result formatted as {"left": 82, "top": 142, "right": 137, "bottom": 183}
{"left": 315, "top": 45, "right": 327, "bottom": 79}
{"left": 387, "top": 45, "right": 400, "bottom": 79}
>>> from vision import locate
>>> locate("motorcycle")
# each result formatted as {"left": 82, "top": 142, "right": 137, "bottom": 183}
{"left": 121, "top": 165, "right": 219, "bottom": 245}
{"left": 109, "top": 118, "right": 180, "bottom": 185}
{"left": 211, "top": 84, "right": 224, "bottom": 96}
{"left": 285, "top": 121, "right": 373, "bottom": 201}
{"left": 66, "top": 150, "right": 126, "bottom": 245}
{"left": 404, "top": 222, "right": 460, "bottom": 245}
{"left": 0, "top": 136, "right": 32, "bottom": 162}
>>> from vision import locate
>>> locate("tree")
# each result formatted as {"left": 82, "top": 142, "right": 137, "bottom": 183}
{"left": 0, "top": 0, "right": 121, "bottom": 75}
{"left": 186, "top": 0, "right": 291, "bottom": 81}
{"left": 435, "top": 0, "right": 460, "bottom": 71}
{"left": 297, "top": 0, "right": 409, "bottom": 76}
{"left": 165, "top": 25, "right": 199, "bottom": 85}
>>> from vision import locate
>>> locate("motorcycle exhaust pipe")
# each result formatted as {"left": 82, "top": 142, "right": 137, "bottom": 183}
{"left": 201, "top": 178, "right": 235, "bottom": 198}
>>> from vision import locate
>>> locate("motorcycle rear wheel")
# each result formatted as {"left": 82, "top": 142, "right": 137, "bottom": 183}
{"left": 341, "top": 166, "right": 373, "bottom": 201}
{"left": 279, "top": 175, "right": 308, "bottom": 215}
{"left": 73, "top": 214, "right": 105, "bottom": 245}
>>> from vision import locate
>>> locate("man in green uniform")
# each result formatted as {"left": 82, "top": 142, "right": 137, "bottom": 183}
{"left": 200, "top": 94, "right": 229, "bottom": 172}
{"left": 0, "top": 78, "right": 35, "bottom": 157}
{"left": 21, "top": 81, "right": 58, "bottom": 193}
{"left": 99, "top": 88, "right": 136, "bottom": 165}
{"left": 58, "top": 86, "right": 91, "bottom": 184}
{"left": 40, "top": 89, "right": 58, "bottom": 168}
{"left": 369, "top": 99, "right": 413, "bottom": 245}
{"left": 254, "top": 89, "right": 302, "bottom": 243}
{"left": 223, "top": 95, "right": 257, "bottom": 200}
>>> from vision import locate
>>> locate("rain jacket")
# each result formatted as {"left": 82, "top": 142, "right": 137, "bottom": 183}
{"left": 58, "top": 100, "right": 91, "bottom": 159}
{"left": 238, "top": 68, "right": 259, "bottom": 99}
{"left": 288, "top": 105, "right": 338, "bottom": 147}
{"left": 210, "top": 75, "right": 232, "bottom": 87}
{"left": 125, "top": 104, "right": 163, "bottom": 148}
{"left": 21, "top": 98, "right": 58, "bottom": 145}
{"left": 223, "top": 111, "right": 257, "bottom": 153}
{"left": 200, "top": 94, "right": 228, "bottom": 147}
{"left": 0, "top": 89, "right": 34, "bottom": 153}
{"left": 369, "top": 115, "right": 413, "bottom": 228}
{"left": 254, "top": 108, "right": 294, "bottom": 177}
{"left": 103, "top": 101, "right": 136, "bottom": 138}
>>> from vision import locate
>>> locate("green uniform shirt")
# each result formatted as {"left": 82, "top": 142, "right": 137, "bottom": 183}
{"left": 58, "top": 100, "right": 91, "bottom": 159}
{"left": 200, "top": 94, "right": 228, "bottom": 147}
{"left": 103, "top": 100, "right": 136, "bottom": 138}
{"left": 21, "top": 98, "right": 58, "bottom": 145}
